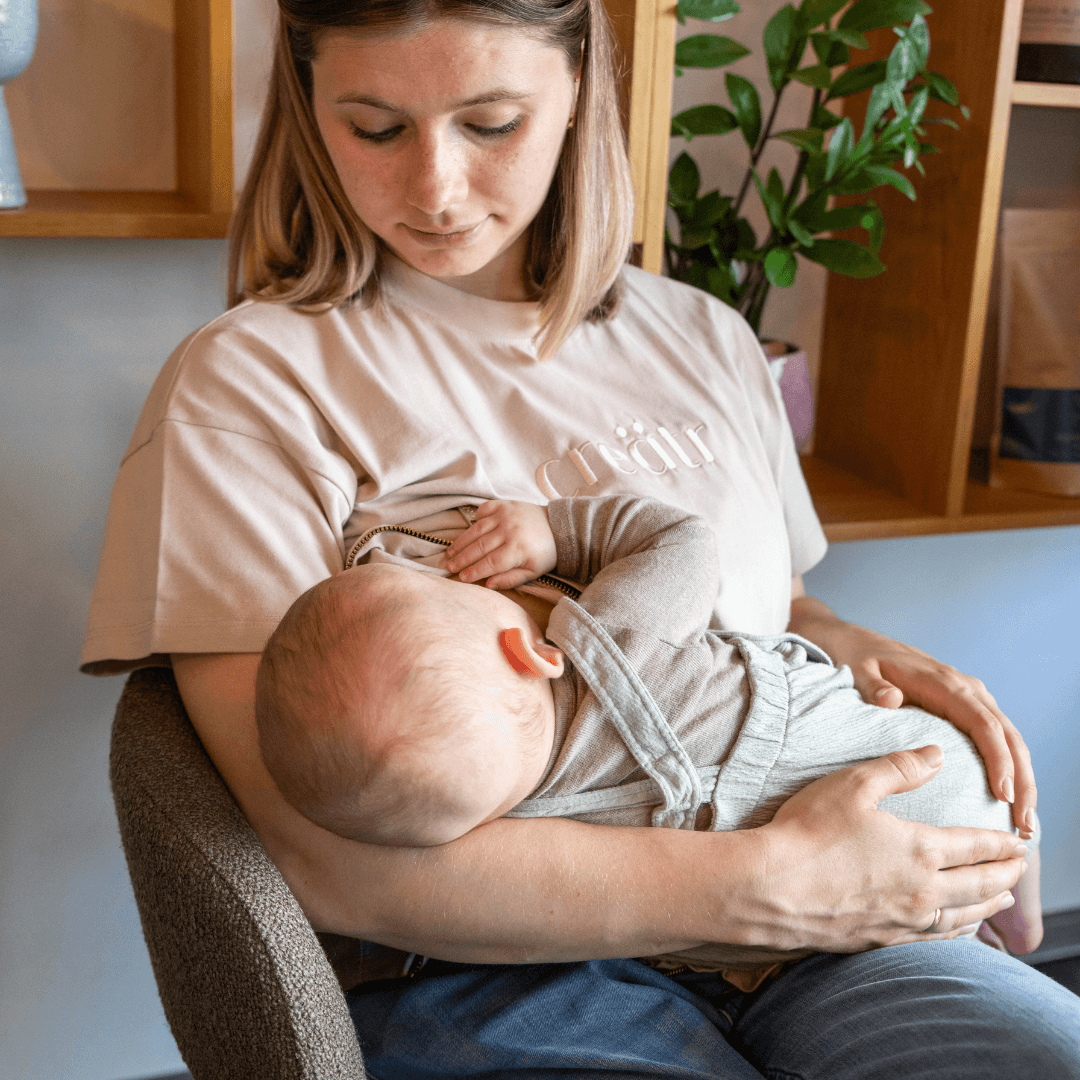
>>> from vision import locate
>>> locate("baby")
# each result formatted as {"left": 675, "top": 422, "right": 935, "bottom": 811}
{"left": 256, "top": 495, "right": 1042, "bottom": 969}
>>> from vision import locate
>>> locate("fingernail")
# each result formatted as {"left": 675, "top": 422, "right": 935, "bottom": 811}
{"left": 1001, "top": 777, "right": 1014, "bottom": 804}
{"left": 1012, "top": 842, "right": 1027, "bottom": 856}
{"left": 1000, "top": 893, "right": 1016, "bottom": 909}
{"left": 1024, "top": 808, "right": 1036, "bottom": 834}
{"left": 874, "top": 687, "right": 891, "bottom": 700}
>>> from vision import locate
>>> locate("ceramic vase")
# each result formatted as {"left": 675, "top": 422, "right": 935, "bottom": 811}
{"left": 0, "top": 0, "right": 38, "bottom": 210}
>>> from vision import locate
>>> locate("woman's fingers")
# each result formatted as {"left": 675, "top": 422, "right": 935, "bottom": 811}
{"left": 863, "top": 654, "right": 1037, "bottom": 834}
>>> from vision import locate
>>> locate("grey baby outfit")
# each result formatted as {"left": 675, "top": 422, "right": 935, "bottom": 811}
{"left": 505, "top": 496, "right": 1026, "bottom": 971}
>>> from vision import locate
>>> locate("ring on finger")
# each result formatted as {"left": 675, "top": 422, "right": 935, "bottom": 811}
{"left": 924, "top": 908, "right": 942, "bottom": 933}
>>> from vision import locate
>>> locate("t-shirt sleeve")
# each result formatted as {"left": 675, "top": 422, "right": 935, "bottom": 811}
{"left": 723, "top": 309, "right": 827, "bottom": 579}
{"left": 79, "top": 309, "right": 362, "bottom": 676}
{"left": 80, "top": 420, "right": 356, "bottom": 673}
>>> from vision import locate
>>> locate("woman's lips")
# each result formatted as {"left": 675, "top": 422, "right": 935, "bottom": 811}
{"left": 401, "top": 220, "right": 485, "bottom": 248}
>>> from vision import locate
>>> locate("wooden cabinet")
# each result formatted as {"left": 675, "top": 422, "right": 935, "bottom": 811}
{"left": 0, "top": 0, "right": 231, "bottom": 237}
{"left": 628, "top": 0, "right": 1080, "bottom": 541}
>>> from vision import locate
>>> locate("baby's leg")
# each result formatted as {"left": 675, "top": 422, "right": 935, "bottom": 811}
{"left": 740, "top": 641, "right": 1042, "bottom": 950}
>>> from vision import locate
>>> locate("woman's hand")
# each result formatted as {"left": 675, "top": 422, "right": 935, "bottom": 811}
{"left": 789, "top": 590, "right": 1037, "bottom": 838}
{"left": 443, "top": 500, "right": 557, "bottom": 590}
{"left": 755, "top": 745, "right": 1029, "bottom": 952}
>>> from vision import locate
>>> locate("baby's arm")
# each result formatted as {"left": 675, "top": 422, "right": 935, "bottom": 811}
{"left": 443, "top": 500, "right": 557, "bottom": 590}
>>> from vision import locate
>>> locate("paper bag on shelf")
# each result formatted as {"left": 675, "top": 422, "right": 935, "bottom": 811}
{"left": 991, "top": 210, "right": 1080, "bottom": 497}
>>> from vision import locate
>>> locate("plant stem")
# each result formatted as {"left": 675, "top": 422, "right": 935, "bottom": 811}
{"left": 733, "top": 81, "right": 789, "bottom": 218}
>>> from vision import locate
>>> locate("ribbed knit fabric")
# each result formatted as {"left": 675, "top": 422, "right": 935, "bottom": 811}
{"left": 110, "top": 668, "right": 366, "bottom": 1080}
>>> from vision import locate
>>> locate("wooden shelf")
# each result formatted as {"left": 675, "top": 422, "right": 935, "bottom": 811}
{"left": 0, "top": 191, "right": 231, "bottom": 238}
{"left": 3, "top": 0, "right": 232, "bottom": 238}
{"left": 1012, "top": 81, "right": 1080, "bottom": 108}
{"left": 804, "top": 457, "right": 1080, "bottom": 542}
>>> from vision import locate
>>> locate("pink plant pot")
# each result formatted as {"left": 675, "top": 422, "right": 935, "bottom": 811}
{"left": 761, "top": 340, "right": 814, "bottom": 448}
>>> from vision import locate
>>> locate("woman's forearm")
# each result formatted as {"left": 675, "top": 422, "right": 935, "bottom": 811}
{"left": 171, "top": 651, "right": 767, "bottom": 962}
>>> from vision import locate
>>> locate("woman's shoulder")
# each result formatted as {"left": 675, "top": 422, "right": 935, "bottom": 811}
{"left": 123, "top": 299, "right": 363, "bottom": 463}
{"left": 614, "top": 265, "right": 765, "bottom": 371}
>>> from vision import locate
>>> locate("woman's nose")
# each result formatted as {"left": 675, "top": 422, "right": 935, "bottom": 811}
{"left": 404, "top": 132, "right": 469, "bottom": 218}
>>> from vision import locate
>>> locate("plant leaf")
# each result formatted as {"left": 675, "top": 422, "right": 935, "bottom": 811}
{"left": 812, "top": 103, "right": 844, "bottom": 130}
{"left": 765, "top": 247, "right": 798, "bottom": 287}
{"left": 811, "top": 32, "right": 850, "bottom": 67}
{"left": 787, "top": 219, "right": 815, "bottom": 246}
{"left": 672, "top": 104, "right": 740, "bottom": 139}
{"left": 727, "top": 73, "right": 763, "bottom": 148}
{"left": 835, "top": 162, "right": 917, "bottom": 198}
{"left": 799, "top": 237, "right": 886, "bottom": 276}
{"left": 862, "top": 81, "right": 893, "bottom": 140}
{"left": 925, "top": 70, "right": 960, "bottom": 106}
{"left": 676, "top": 0, "right": 740, "bottom": 22}
{"left": 705, "top": 263, "right": 739, "bottom": 303}
{"left": 772, "top": 127, "right": 825, "bottom": 152}
{"left": 689, "top": 190, "right": 732, "bottom": 229}
{"left": 900, "top": 13, "right": 931, "bottom": 71}
{"left": 907, "top": 84, "right": 929, "bottom": 126}
{"left": 754, "top": 168, "right": 788, "bottom": 231}
{"left": 832, "top": 28, "right": 870, "bottom": 48}
{"left": 793, "top": 63, "right": 835, "bottom": 88}
{"left": 675, "top": 34, "right": 751, "bottom": 68}
{"left": 838, "top": 0, "right": 932, "bottom": 34}
{"left": 668, "top": 151, "right": 701, "bottom": 203}
{"left": 825, "top": 116, "right": 855, "bottom": 182}
{"left": 764, "top": 4, "right": 804, "bottom": 90}
{"left": 800, "top": 0, "right": 849, "bottom": 27}
{"left": 827, "top": 59, "right": 888, "bottom": 99}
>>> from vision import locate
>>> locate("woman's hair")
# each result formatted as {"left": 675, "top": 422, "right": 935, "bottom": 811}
{"left": 228, "top": 0, "right": 635, "bottom": 358}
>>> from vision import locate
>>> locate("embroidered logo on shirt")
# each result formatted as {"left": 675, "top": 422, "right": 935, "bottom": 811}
{"left": 536, "top": 421, "right": 716, "bottom": 498}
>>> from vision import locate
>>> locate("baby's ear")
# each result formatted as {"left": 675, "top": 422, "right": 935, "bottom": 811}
{"left": 500, "top": 628, "right": 564, "bottom": 679}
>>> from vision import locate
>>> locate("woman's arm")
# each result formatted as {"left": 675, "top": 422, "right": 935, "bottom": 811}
{"left": 173, "top": 651, "right": 1028, "bottom": 961}
{"left": 788, "top": 577, "right": 1037, "bottom": 837}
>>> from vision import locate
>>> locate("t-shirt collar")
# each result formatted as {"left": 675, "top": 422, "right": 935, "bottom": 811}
{"left": 380, "top": 251, "right": 542, "bottom": 342}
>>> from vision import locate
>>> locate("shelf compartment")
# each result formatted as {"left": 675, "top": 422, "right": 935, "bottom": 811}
{"left": 0, "top": 191, "right": 231, "bottom": 238}
{"left": 0, "top": 0, "right": 232, "bottom": 238}
{"left": 1012, "top": 81, "right": 1080, "bottom": 108}
{"left": 804, "top": 457, "right": 1080, "bottom": 542}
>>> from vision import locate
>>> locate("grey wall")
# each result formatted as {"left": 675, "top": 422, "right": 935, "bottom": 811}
{"left": 2, "top": 237, "right": 1078, "bottom": 1079}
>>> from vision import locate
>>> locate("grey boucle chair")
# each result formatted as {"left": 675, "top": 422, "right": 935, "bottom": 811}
{"left": 110, "top": 667, "right": 368, "bottom": 1080}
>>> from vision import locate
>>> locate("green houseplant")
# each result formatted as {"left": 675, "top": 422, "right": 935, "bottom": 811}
{"left": 666, "top": 0, "right": 969, "bottom": 336}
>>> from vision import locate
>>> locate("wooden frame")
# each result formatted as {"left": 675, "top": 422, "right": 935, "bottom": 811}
{"left": 0, "top": 0, "right": 232, "bottom": 238}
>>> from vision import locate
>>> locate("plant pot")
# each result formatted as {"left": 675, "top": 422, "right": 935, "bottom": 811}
{"left": 0, "top": 0, "right": 39, "bottom": 210}
{"left": 761, "top": 340, "right": 813, "bottom": 448}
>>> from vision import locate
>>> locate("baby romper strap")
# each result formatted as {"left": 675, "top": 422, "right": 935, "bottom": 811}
{"left": 545, "top": 600, "right": 704, "bottom": 830}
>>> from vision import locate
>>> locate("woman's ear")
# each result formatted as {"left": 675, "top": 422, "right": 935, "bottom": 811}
{"left": 500, "top": 627, "right": 564, "bottom": 679}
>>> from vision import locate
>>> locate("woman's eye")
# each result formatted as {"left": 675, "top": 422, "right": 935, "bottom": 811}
{"left": 348, "top": 122, "right": 403, "bottom": 144}
{"left": 468, "top": 118, "right": 522, "bottom": 138}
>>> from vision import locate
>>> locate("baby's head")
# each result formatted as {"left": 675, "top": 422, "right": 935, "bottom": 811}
{"left": 255, "top": 563, "right": 563, "bottom": 846}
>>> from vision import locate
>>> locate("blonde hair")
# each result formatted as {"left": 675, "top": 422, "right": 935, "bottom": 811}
{"left": 228, "top": 0, "right": 634, "bottom": 359}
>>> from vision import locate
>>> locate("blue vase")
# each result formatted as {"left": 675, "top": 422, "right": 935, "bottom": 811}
{"left": 0, "top": 0, "right": 38, "bottom": 210}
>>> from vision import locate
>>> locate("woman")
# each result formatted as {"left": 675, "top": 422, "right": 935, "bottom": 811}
{"left": 82, "top": 0, "right": 1080, "bottom": 1074}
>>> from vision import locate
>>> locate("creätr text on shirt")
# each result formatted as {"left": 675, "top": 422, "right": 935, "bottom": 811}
{"left": 536, "top": 421, "right": 716, "bottom": 499}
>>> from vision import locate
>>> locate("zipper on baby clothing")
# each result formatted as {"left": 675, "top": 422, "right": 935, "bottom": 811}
{"left": 344, "top": 523, "right": 582, "bottom": 599}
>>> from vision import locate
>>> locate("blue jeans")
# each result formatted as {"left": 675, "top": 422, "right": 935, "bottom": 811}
{"left": 345, "top": 939, "right": 1080, "bottom": 1079}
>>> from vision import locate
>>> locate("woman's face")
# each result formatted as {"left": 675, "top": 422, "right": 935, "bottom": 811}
{"left": 310, "top": 20, "right": 579, "bottom": 301}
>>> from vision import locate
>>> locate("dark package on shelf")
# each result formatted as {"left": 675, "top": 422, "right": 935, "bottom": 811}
{"left": 991, "top": 210, "right": 1080, "bottom": 497}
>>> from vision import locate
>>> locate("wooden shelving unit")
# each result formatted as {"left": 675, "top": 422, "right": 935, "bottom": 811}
{"left": 626, "top": 0, "right": 1080, "bottom": 541}
{"left": 810, "top": 0, "right": 1080, "bottom": 541}
{"left": 0, "top": 0, "right": 232, "bottom": 238}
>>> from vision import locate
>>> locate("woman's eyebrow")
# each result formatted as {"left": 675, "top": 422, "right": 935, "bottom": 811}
{"left": 333, "top": 89, "right": 534, "bottom": 110}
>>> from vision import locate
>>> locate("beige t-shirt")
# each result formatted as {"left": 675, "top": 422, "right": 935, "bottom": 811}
{"left": 80, "top": 259, "right": 827, "bottom": 674}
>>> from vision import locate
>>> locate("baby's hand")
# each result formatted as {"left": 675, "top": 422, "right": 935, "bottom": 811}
{"left": 443, "top": 501, "right": 557, "bottom": 590}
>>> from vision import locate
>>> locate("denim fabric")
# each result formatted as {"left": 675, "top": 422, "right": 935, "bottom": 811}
{"left": 346, "top": 940, "right": 1080, "bottom": 1079}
